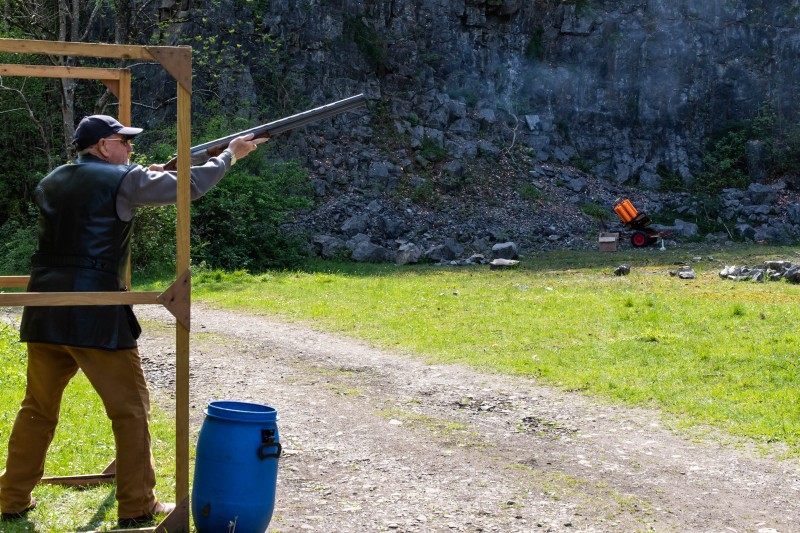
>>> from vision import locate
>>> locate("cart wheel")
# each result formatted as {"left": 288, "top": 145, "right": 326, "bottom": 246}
{"left": 631, "top": 231, "right": 649, "bottom": 248}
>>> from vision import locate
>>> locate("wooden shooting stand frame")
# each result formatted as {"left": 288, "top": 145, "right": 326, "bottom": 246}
{"left": 0, "top": 38, "right": 193, "bottom": 533}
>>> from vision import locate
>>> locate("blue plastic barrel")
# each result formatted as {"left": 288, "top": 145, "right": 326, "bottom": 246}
{"left": 192, "top": 401, "right": 281, "bottom": 533}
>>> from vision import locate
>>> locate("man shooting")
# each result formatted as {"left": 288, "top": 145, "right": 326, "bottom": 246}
{"left": 0, "top": 114, "right": 266, "bottom": 527}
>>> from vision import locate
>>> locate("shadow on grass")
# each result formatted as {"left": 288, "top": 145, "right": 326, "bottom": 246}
{"left": 132, "top": 243, "right": 800, "bottom": 287}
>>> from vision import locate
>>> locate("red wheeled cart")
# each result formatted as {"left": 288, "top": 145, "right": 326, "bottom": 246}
{"left": 613, "top": 199, "right": 662, "bottom": 248}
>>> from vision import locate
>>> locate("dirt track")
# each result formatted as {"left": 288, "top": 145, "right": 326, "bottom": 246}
{"left": 45, "top": 304, "right": 800, "bottom": 531}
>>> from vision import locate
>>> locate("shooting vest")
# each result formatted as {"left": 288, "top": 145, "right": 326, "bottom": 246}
{"left": 20, "top": 155, "right": 142, "bottom": 350}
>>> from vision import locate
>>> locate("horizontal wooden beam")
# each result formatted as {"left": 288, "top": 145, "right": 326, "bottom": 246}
{"left": 0, "top": 38, "right": 157, "bottom": 60}
{"left": 0, "top": 64, "right": 124, "bottom": 80}
{"left": 0, "top": 38, "right": 192, "bottom": 91}
{"left": 0, "top": 276, "right": 29, "bottom": 288}
{"left": 40, "top": 471, "right": 116, "bottom": 487}
{"left": 0, "top": 291, "right": 161, "bottom": 307}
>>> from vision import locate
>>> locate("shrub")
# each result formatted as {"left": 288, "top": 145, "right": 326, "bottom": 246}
{"left": 420, "top": 136, "right": 448, "bottom": 162}
{"left": 191, "top": 160, "right": 314, "bottom": 270}
{"left": 696, "top": 128, "right": 749, "bottom": 194}
{"left": 131, "top": 205, "right": 178, "bottom": 275}
{"left": 581, "top": 202, "right": 612, "bottom": 221}
{"left": 519, "top": 184, "right": 543, "bottom": 202}
{"left": 0, "top": 212, "right": 37, "bottom": 275}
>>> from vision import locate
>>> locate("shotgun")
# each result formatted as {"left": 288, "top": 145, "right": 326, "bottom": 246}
{"left": 163, "top": 93, "right": 367, "bottom": 171}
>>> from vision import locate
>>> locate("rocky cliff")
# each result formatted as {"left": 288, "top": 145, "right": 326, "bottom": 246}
{"left": 150, "top": 0, "right": 800, "bottom": 259}
{"left": 213, "top": 0, "right": 800, "bottom": 185}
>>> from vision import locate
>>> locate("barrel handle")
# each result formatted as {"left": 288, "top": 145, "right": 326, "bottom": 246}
{"left": 258, "top": 441, "right": 282, "bottom": 460}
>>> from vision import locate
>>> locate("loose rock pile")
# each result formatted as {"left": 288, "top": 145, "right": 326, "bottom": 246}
{"left": 294, "top": 136, "right": 800, "bottom": 265}
{"left": 719, "top": 261, "right": 800, "bottom": 282}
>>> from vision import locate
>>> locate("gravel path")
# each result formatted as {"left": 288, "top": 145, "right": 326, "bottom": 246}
{"left": 130, "top": 303, "right": 800, "bottom": 533}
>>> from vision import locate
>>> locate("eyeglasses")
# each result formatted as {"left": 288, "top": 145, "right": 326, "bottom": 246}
{"left": 104, "top": 136, "right": 132, "bottom": 147}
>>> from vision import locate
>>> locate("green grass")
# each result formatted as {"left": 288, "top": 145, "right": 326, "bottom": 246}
{"left": 141, "top": 244, "right": 800, "bottom": 454}
{"left": 0, "top": 324, "right": 176, "bottom": 532}
{"left": 4, "top": 243, "right": 800, "bottom": 529}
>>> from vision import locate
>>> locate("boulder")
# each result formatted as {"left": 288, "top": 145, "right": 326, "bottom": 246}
{"left": 352, "top": 240, "right": 390, "bottom": 263}
{"left": 396, "top": 242, "right": 422, "bottom": 265}
{"left": 312, "top": 234, "right": 347, "bottom": 259}
{"left": 491, "top": 242, "right": 518, "bottom": 259}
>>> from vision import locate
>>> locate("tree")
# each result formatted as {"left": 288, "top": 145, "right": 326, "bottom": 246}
{"left": 0, "top": 0, "right": 160, "bottom": 157}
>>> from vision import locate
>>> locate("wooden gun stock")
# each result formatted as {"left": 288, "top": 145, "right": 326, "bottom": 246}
{"left": 163, "top": 93, "right": 367, "bottom": 171}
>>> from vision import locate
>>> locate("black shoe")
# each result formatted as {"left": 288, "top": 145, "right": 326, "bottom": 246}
{"left": 1, "top": 498, "right": 37, "bottom": 520}
{"left": 118, "top": 501, "right": 175, "bottom": 528}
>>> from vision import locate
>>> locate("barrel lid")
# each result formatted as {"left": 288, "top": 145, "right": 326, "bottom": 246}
{"left": 205, "top": 400, "right": 278, "bottom": 422}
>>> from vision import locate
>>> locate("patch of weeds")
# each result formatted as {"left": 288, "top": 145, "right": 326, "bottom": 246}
{"left": 420, "top": 135, "right": 448, "bottom": 162}
{"left": 519, "top": 184, "right": 543, "bottom": 202}
{"left": 325, "top": 384, "right": 364, "bottom": 396}
{"left": 637, "top": 331, "right": 661, "bottom": 343}
{"left": 581, "top": 202, "right": 612, "bottom": 221}
{"left": 657, "top": 163, "right": 685, "bottom": 192}
{"left": 570, "top": 157, "right": 592, "bottom": 172}
{"left": 407, "top": 177, "right": 440, "bottom": 207}
{"left": 343, "top": 17, "right": 387, "bottom": 72}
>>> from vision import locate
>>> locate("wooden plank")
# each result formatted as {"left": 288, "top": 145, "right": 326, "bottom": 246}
{"left": 0, "top": 275, "right": 29, "bottom": 288}
{"left": 0, "top": 63, "right": 122, "bottom": 80}
{"left": 174, "top": 82, "right": 192, "bottom": 531}
{"left": 0, "top": 291, "right": 161, "bottom": 307}
{"left": 118, "top": 69, "right": 133, "bottom": 289}
{"left": 40, "top": 472, "right": 116, "bottom": 488}
{"left": 146, "top": 46, "right": 192, "bottom": 92}
{"left": 0, "top": 38, "right": 157, "bottom": 60}
{"left": 86, "top": 527, "right": 154, "bottom": 533}
{"left": 153, "top": 487, "right": 190, "bottom": 532}
{"left": 157, "top": 269, "right": 191, "bottom": 330}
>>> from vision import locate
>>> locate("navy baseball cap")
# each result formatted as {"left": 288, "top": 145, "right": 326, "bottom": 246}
{"left": 73, "top": 115, "right": 143, "bottom": 150}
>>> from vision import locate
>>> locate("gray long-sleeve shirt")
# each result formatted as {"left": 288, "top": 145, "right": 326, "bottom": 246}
{"left": 115, "top": 151, "right": 234, "bottom": 221}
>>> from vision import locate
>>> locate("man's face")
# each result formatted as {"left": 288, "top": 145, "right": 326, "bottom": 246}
{"left": 99, "top": 135, "right": 132, "bottom": 164}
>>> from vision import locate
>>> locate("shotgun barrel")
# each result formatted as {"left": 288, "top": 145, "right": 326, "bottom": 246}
{"left": 163, "top": 93, "right": 366, "bottom": 171}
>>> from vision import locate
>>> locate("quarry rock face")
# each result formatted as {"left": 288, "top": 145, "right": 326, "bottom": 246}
{"left": 150, "top": 1, "right": 800, "bottom": 257}
{"left": 214, "top": 0, "right": 800, "bottom": 188}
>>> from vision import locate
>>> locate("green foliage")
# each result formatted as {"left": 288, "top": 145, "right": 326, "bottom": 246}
{"left": 569, "top": 157, "right": 593, "bottom": 172}
{"left": 695, "top": 102, "right": 800, "bottom": 194}
{"left": 343, "top": 17, "right": 387, "bottom": 72}
{"left": 518, "top": 183, "right": 543, "bottom": 202}
{"left": 191, "top": 161, "right": 314, "bottom": 271}
{"left": 656, "top": 163, "right": 684, "bottom": 192}
{"left": 0, "top": 206, "right": 37, "bottom": 275}
{"left": 420, "top": 136, "right": 448, "bottom": 162}
{"left": 697, "top": 126, "right": 750, "bottom": 194}
{"left": 131, "top": 206, "right": 177, "bottom": 276}
{"left": 0, "top": 59, "right": 58, "bottom": 226}
{"left": 404, "top": 177, "right": 439, "bottom": 207}
{"left": 581, "top": 202, "right": 612, "bottom": 220}
{"left": 525, "top": 26, "right": 545, "bottom": 61}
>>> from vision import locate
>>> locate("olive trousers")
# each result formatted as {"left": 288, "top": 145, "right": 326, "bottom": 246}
{"left": 0, "top": 342, "right": 157, "bottom": 519}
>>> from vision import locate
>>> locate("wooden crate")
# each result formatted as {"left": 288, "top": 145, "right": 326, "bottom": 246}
{"left": 598, "top": 232, "right": 619, "bottom": 252}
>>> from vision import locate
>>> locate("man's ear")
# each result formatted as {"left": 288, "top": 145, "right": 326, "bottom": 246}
{"left": 97, "top": 140, "right": 110, "bottom": 159}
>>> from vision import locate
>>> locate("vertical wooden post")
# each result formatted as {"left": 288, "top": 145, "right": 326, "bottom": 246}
{"left": 117, "top": 69, "right": 132, "bottom": 125}
{"left": 174, "top": 80, "right": 192, "bottom": 518}
{"left": 117, "top": 68, "right": 134, "bottom": 291}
